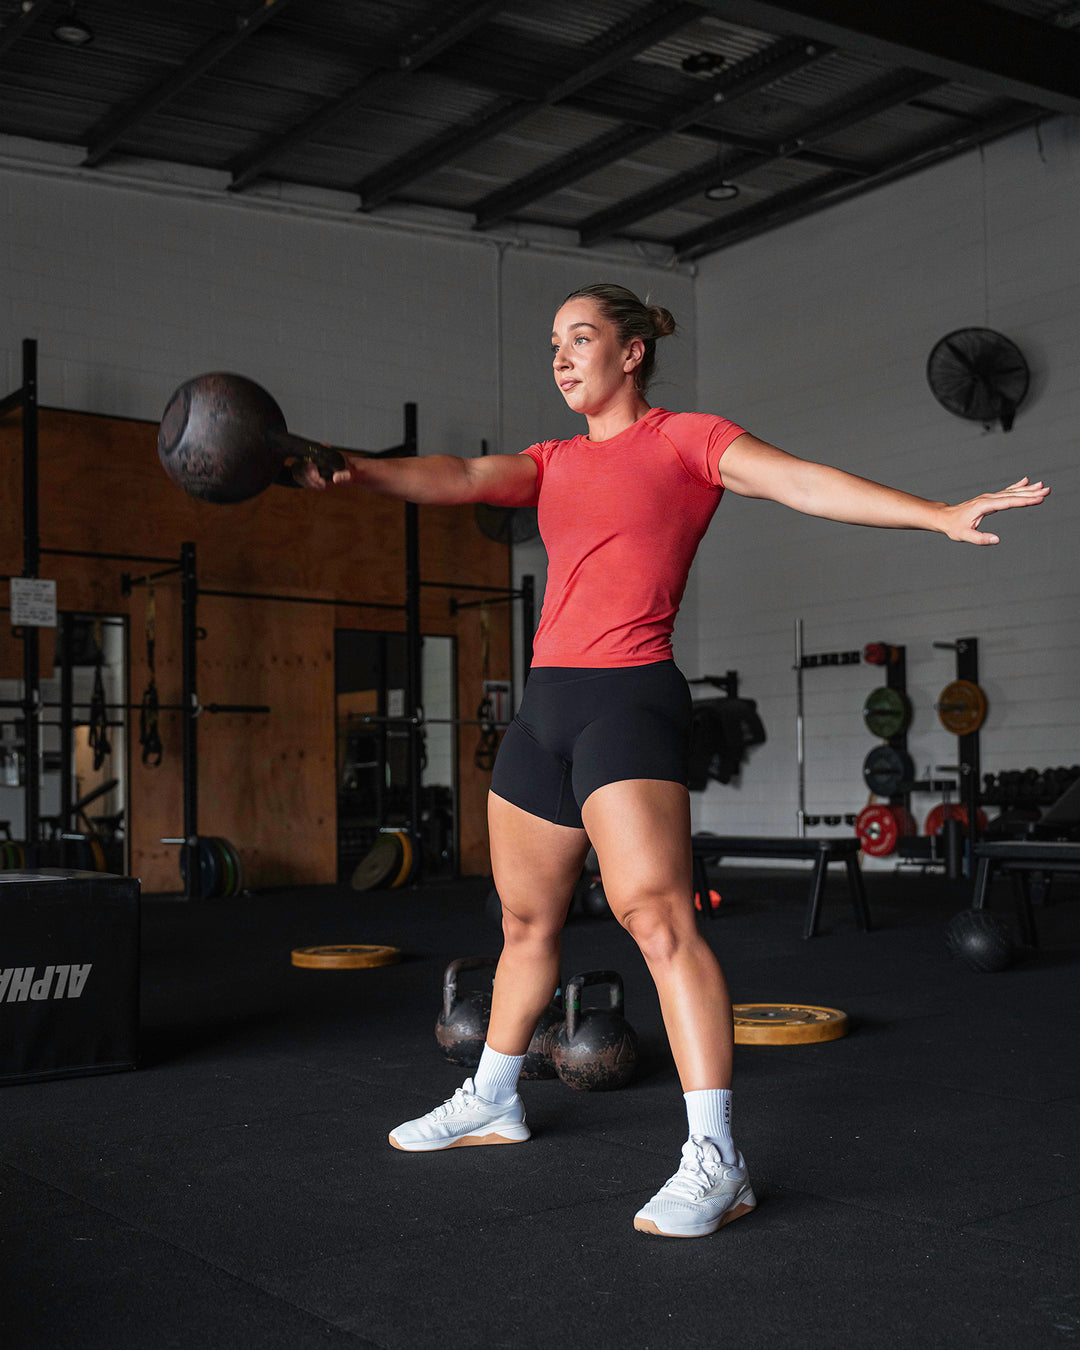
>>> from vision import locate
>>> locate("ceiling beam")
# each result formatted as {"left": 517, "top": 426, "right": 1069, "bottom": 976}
{"left": 689, "top": 0, "right": 1080, "bottom": 115}
{"left": 230, "top": 0, "right": 505, "bottom": 192}
{"left": 355, "top": 2, "right": 703, "bottom": 211}
{"left": 472, "top": 36, "right": 829, "bottom": 230}
{"left": 83, "top": 0, "right": 295, "bottom": 168}
{"left": 673, "top": 102, "right": 1045, "bottom": 260}
{"left": 579, "top": 69, "right": 941, "bottom": 245}
{"left": 0, "top": 0, "right": 48, "bottom": 61}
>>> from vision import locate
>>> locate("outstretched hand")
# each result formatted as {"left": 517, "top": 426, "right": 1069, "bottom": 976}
{"left": 941, "top": 477, "right": 1050, "bottom": 545}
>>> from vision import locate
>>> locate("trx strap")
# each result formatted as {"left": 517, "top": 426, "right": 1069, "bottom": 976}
{"left": 89, "top": 619, "right": 111, "bottom": 771}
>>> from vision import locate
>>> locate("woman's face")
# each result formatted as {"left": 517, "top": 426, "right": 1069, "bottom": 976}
{"left": 550, "top": 297, "right": 642, "bottom": 414}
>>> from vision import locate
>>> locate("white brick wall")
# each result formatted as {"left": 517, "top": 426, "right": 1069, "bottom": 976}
{"left": 690, "top": 117, "right": 1080, "bottom": 860}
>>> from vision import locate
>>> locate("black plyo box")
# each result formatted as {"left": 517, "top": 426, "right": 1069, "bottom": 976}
{"left": 0, "top": 870, "right": 140, "bottom": 1085}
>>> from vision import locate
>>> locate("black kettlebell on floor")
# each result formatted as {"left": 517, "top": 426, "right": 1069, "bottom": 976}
{"left": 521, "top": 987, "right": 564, "bottom": 1081}
{"left": 434, "top": 956, "right": 496, "bottom": 1067}
{"left": 553, "top": 970, "right": 638, "bottom": 1091}
{"left": 945, "top": 909, "right": 1017, "bottom": 973}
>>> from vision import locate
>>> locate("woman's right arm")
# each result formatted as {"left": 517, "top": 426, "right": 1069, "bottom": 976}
{"left": 294, "top": 450, "right": 538, "bottom": 507}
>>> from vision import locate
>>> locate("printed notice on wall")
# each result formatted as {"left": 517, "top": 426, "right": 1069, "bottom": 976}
{"left": 10, "top": 578, "right": 57, "bottom": 627}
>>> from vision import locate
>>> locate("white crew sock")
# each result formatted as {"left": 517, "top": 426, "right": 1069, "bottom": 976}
{"left": 684, "top": 1088, "right": 737, "bottom": 1164}
{"left": 473, "top": 1044, "right": 525, "bottom": 1104}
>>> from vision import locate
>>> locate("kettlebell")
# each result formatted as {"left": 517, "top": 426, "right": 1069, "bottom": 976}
{"left": 520, "top": 987, "right": 564, "bottom": 1080}
{"left": 552, "top": 970, "right": 638, "bottom": 1091}
{"left": 434, "top": 956, "right": 496, "bottom": 1067}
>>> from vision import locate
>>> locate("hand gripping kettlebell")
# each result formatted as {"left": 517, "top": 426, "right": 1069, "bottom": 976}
{"left": 434, "top": 956, "right": 496, "bottom": 1068}
{"left": 552, "top": 970, "right": 638, "bottom": 1091}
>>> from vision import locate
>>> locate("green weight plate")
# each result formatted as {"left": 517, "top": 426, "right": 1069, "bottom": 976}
{"left": 863, "top": 686, "right": 912, "bottom": 739}
{"left": 218, "top": 836, "right": 241, "bottom": 896}
{"left": 863, "top": 745, "right": 914, "bottom": 796}
{"left": 209, "top": 837, "right": 235, "bottom": 898}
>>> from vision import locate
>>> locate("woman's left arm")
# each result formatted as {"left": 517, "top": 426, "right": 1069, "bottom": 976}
{"left": 718, "top": 433, "right": 1049, "bottom": 546}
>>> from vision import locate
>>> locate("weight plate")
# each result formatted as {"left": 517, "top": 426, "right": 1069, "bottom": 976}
{"left": 862, "top": 745, "right": 914, "bottom": 796}
{"left": 855, "top": 804, "right": 915, "bottom": 857}
{"left": 225, "top": 837, "right": 245, "bottom": 896}
{"left": 937, "top": 679, "right": 988, "bottom": 735}
{"left": 209, "top": 837, "right": 235, "bottom": 897}
{"left": 210, "top": 831, "right": 236, "bottom": 896}
{"left": 924, "top": 803, "right": 989, "bottom": 837}
{"left": 863, "top": 686, "right": 911, "bottom": 739}
{"left": 732, "top": 1003, "right": 848, "bottom": 1045}
{"left": 391, "top": 831, "right": 413, "bottom": 888}
{"left": 89, "top": 838, "right": 106, "bottom": 871}
{"left": 291, "top": 944, "right": 401, "bottom": 969}
{"left": 350, "top": 833, "right": 403, "bottom": 891}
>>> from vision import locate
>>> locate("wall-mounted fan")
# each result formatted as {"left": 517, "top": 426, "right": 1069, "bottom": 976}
{"left": 926, "top": 328, "right": 1030, "bottom": 432}
{"left": 474, "top": 503, "right": 539, "bottom": 545}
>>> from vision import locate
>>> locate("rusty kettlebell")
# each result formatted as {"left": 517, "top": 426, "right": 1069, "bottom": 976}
{"left": 434, "top": 956, "right": 496, "bottom": 1069}
{"left": 157, "top": 371, "right": 348, "bottom": 503}
{"left": 552, "top": 970, "right": 638, "bottom": 1091}
{"left": 520, "top": 986, "right": 564, "bottom": 1081}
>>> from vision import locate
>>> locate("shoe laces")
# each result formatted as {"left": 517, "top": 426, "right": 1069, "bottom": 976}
{"left": 428, "top": 1081, "right": 478, "bottom": 1121}
{"left": 661, "top": 1136, "right": 725, "bottom": 1200}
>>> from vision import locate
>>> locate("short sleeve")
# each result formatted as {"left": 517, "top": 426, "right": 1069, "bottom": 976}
{"left": 519, "top": 440, "right": 556, "bottom": 503}
{"left": 661, "top": 412, "right": 747, "bottom": 488}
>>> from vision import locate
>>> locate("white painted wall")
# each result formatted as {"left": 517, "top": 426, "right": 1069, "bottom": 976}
{"left": 0, "top": 144, "right": 696, "bottom": 743}
{"left": 690, "top": 117, "right": 1080, "bottom": 859}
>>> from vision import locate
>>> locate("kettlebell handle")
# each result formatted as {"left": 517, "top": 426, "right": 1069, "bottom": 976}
{"left": 442, "top": 955, "right": 497, "bottom": 1020}
{"left": 564, "top": 969, "right": 624, "bottom": 1041}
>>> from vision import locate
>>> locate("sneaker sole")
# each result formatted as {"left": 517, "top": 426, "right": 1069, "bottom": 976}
{"left": 634, "top": 1198, "right": 756, "bottom": 1238}
{"left": 388, "top": 1129, "right": 530, "bottom": 1153}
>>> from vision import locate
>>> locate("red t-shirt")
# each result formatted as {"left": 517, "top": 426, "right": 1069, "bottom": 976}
{"left": 520, "top": 407, "right": 746, "bottom": 668}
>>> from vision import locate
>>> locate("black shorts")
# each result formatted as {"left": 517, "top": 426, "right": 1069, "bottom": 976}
{"left": 490, "top": 661, "right": 693, "bottom": 829}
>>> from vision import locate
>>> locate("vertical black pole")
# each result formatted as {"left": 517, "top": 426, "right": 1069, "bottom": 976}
{"left": 520, "top": 574, "right": 534, "bottom": 682}
{"left": 180, "top": 542, "right": 200, "bottom": 899}
{"left": 403, "top": 402, "right": 422, "bottom": 883}
{"left": 21, "top": 338, "right": 40, "bottom": 867}
{"left": 957, "top": 637, "right": 981, "bottom": 880}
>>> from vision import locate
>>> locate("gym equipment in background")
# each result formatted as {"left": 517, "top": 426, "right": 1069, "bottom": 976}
{"left": 552, "top": 970, "right": 638, "bottom": 1091}
{"left": 945, "top": 908, "right": 1017, "bottom": 973}
{"left": 732, "top": 1003, "right": 849, "bottom": 1045}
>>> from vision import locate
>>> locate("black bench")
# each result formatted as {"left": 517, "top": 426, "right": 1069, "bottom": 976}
{"left": 972, "top": 840, "right": 1080, "bottom": 947}
{"left": 691, "top": 834, "right": 871, "bottom": 939}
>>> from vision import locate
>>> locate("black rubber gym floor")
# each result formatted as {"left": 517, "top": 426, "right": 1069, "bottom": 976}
{"left": 2, "top": 866, "right": 1078, "bottom": 1349}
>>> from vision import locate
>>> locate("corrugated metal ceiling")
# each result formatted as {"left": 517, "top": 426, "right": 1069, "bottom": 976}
{"left": 0, "top": 0, "right": 1072, "bottom": 261}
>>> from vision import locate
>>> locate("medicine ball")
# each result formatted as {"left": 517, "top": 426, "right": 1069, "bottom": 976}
{"left": 945, "top": 908, "right": 1017, "bottom": 973}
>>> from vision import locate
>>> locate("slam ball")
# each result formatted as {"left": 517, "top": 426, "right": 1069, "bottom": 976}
{"left": 945, "top": 908, "right": 1017, "bottom": 973}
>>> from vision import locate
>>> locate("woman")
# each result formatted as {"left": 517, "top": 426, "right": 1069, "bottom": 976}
{"left": 298, "top": 283, "right": 1047, "bottom": 1239}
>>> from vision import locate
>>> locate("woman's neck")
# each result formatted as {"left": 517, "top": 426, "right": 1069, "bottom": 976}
{"left": 585, "top": 394, "right": 652, "bottom": 443}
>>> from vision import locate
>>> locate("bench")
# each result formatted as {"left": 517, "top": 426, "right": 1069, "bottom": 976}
{"left": 691, "top": 834, "right": 871, "bottom": 939}
{"left": 972, "top": 839, "right": 1080, "bottom": 947}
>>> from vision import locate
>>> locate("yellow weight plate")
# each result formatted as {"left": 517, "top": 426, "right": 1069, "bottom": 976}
{"left": 291, "top": 944, "right": 401, "bottom": 970}
{"left": 733, "top": 1003, "right": 848, "bottom": 1045}
{"left": 391, "top": 831, "right": 413, "bottom": 888}
{"left": 937, "top": 679, "right": 988, "bottom": 735}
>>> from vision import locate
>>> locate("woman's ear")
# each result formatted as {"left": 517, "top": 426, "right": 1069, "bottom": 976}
{"left": 624, "top": 338, "right": 645, "bottom": 374}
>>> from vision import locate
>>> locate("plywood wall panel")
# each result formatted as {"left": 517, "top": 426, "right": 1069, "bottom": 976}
{"left": 1, "top": 409, "right": 515, "bottom": 886}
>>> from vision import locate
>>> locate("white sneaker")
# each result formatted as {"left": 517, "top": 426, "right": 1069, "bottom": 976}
{"left": 388, "top": 1078, "right": 531, "bottom": 1152}
{"left": 634, "top": 1136, "right": 756, "bottom": 1238}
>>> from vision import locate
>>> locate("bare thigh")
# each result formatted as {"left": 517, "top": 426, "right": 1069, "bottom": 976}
{"left": 488, "top": 790, "right": 591, "bottom": 929}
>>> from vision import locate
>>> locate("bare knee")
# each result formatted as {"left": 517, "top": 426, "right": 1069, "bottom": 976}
{"left": 616, "top": 892, "right": 694, "bottom": 966}
{"left": 500, "top": 898, "right": 566, "bottom": 949}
